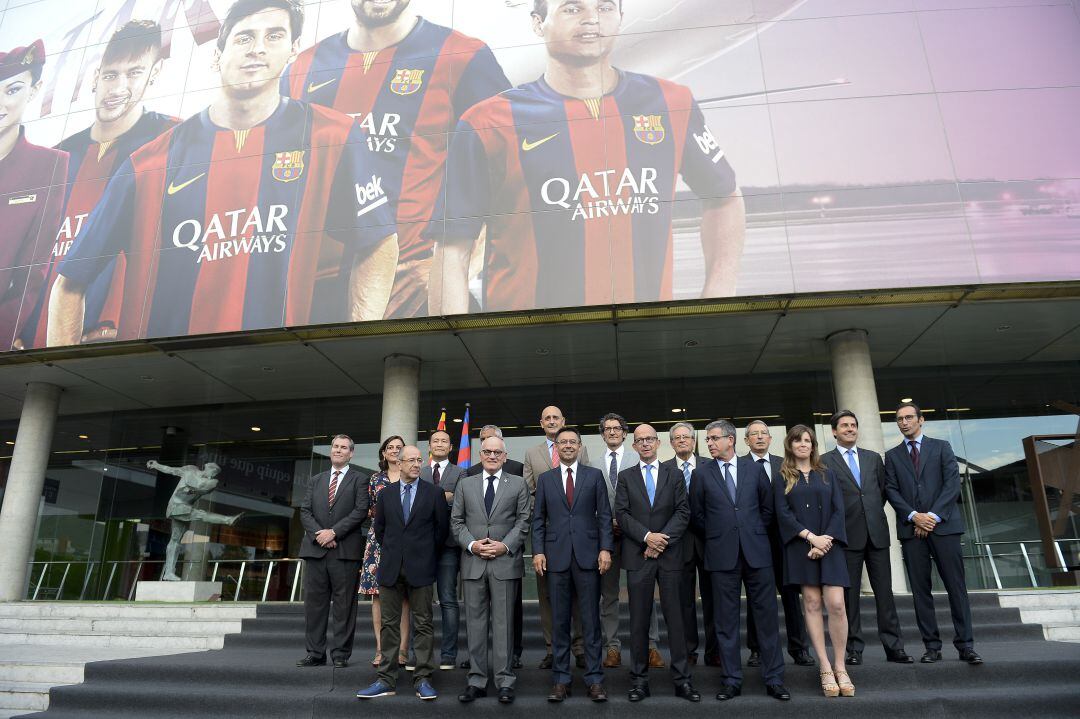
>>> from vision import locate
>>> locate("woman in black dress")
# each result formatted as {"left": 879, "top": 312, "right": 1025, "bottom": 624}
{"left": 775, "top": 425, "right": 853, "bottom": 698}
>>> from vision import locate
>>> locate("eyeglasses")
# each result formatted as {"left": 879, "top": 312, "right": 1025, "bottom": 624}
{"left": 401, "top": 457, "right": 424, "bottom": 464}
{"left": 633, "top": 436, "right": 658, "bottom": 444}
{"left": 671, "top": 434, "right": 693, "bottom": 441}
{"left": 556, "top": 439, "right": 580, "bottom": 446}
{"left": 479, "top": 449, "right": 505, "bottom": 457}
{"left": 705, "top": 434, "right": 733, "bottom": 443}
{"left": 896, "top": 414, "right": 919, "bottom": 423}
{"left": 602, "top": 426, "right": 625, "bottom": 434}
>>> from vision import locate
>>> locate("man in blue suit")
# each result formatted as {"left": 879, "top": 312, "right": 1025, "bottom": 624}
{"left": 884, "top": 402, "right": 982, "bottom": 665}
{"left": 690, "top": 420, "right": 790, "bottom": 702}
{"left": 533, "top": 427, "right": 614, "bottom": 703}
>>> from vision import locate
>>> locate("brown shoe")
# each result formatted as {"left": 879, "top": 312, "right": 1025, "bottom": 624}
{"left": 587, "top": 683, "right": 608, "bottom": 702}
{"left": 648, "top": 648, "right": 666, "bottom": 668}
{"left": 548, "top": 683, "right": 570, "bottom": 702}
{"left": 603, "top": 648, "right": 621, "bottom": 668}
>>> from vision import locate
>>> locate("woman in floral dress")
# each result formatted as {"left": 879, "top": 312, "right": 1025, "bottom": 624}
{"left": 358, "top": 435, "right": 410, "bottom": 666}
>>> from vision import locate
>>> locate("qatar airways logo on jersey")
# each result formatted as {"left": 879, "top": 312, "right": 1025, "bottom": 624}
{"left": 540, "top": 168, "right": 661, "bottom": 221}
{"left": 171, "top": 205, "right": 289, "bottom": 264}
{"left": 52, "top": 213, "right": 90, "bottom": 258}
{"left": 347, "top": 112, "right": 402, "bottom": 153}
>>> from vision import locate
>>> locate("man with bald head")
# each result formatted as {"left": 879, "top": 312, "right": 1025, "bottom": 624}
{"left": 523, "top": 406, "right": 591, "bottom": 668}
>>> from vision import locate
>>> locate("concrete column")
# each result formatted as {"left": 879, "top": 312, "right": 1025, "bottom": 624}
{"left": 827, "top": 330, "right": 908, "bottom": 593}
{"left": 0, "top": 382, "right": 62, "bottom": 601}
{"left": 380, "top": 354, "right": 420, "bottom": 446}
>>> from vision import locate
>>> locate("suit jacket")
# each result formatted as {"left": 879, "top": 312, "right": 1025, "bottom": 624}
{"left": 373, "top": 478, "right": 450, "bottom": 586}
{"left": 591, "top": 445, "right": 638, "bottom": 511}
{"left": 421, "top": 460, "right": 465, "bottom": 548}
{"left": 532, "top": 463, "right": 613, "bottom": 572}
{"left": 823, "top": 446, "right": 891, "bottom": 550}
{"left": 690, "top": 455, "right": 775, "bottom": 571}
{"left": 298, "top": 465, "right": 370, "bottom": 561}
{"left": 523, "top": 440, "right": 591, "bottom": 494}
{"left": 452, "top": 472, "right": 532, "bottom": 581}
{"left": 614, "top": 462, "right": 689, "bottom": 572}
{"left": 467, "top": 458, "right": 525, "bottom": 477}
{"left": 884, "top": 435, "right": 966, "bottom": 539}
{"left": 662, "top": 455, "right": 708, "bottom": 564}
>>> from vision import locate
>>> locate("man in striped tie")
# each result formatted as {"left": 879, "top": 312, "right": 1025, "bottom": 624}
{"left": 298, "top": 434, "right": 370, "bottom": 668}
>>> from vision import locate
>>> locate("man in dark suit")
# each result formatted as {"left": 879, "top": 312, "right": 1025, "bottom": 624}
{"left": 421, "top": 429, "right": 465, "bottom": 670}
{"left": 884, "top": 402, "right": 982, "bottom": 665}
{"left": 823, "top": 410, "right": 912, "bottom": 665}
{"left": 691, "top": 420, "right": 790, "bottom": 702}
{"left": 742, "top": 420, "right": 812, "bottom": 667}
{"left": 615, "top": 424, "right": 699, "bottom": 702}
{"left": 357, "top": 446, "right": 450, "bottom": 700}
{"left": 662, "top": 422, "right": 720, "bottom": 667}
{"left": 533, "top": 427, "right": 613, "bottom": 702}
{"left": 465, "top": 424, "right": 524, "bottom": 668}
{"left": 297, "top": 434, "right": 370, "bottom": 668}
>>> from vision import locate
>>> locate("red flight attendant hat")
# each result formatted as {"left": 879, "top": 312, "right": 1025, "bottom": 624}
{"left": 0, "top": 39, "right": 45, "bottom": 83}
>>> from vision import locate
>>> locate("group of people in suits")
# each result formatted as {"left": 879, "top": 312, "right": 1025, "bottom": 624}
{"left": 295, "top": 401, "right": 982, "bottom": 703}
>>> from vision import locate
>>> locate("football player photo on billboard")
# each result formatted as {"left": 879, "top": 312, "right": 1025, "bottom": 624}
{"left": 16, "top": 20, "right": 179, "bottom": 350}
{"left": 432, "top": 0, "right": 747, "bottom": 314}
{"left": 281, "top": 0, "right": 510, "bottom": 319}
{"left": 0, "top": 39, "right": 69, "bottom": 351}
{"left": 47, "top": 0, "right": 398, "bottom": 346}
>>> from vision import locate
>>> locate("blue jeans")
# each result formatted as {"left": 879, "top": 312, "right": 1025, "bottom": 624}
{"left": 436, "top": 548, "right": 460, "bottom": 661}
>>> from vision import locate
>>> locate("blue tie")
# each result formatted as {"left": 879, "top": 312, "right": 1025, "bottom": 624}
{"left": 846, "top": 449, "right": 862, "bottom": 487}
{"left": 723, "top": 462, "right": 736, "bottom": 502}
{"left": 682, "top": 460, "right": 691, "bottom": 490}
{"left": 402, "top": 482, "right": 413, "bottom": 522}
{"left": 644, "top": 464, "right": 656, "bottom": 506}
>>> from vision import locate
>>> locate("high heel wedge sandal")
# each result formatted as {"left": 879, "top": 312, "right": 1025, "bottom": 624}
{"left": 820, "top": 670, "right": 840, "bottom": 697}
{"left": 835, "top": 671, "right": 855, "bottom": 697}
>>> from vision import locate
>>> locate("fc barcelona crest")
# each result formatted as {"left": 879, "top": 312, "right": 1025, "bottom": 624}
{"left": 633, "top": 115, "right": 666, "bottom": 145}
{"left": 390, "top": 68, "right": 425, "bottom": 96}
{"left": 272, "top": 151, "right": 305, "bottom": 183}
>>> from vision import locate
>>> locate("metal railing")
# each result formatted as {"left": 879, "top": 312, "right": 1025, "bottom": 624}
{"left": 968, "top": 538, "right": 1079, "bottom": 590}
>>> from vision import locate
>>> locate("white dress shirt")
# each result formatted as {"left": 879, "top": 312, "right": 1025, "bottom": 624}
{"left": 467, "top": 469, "right": 504, "bottom": 555}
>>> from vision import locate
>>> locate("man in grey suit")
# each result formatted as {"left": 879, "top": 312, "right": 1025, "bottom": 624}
{"left": 452, "top": 435, "right": 531, "bottom": 704}
{"left": 421, "top": 429, "right": 465, "bottom": 670}
{"left": 822, "top": 410, "right": 912, "bottom": 666}
{"left": 297, "top": 434, "right": 370, "bottom": 668}
{"left": 522, "top": 405, "right": 590, "bottom": 669}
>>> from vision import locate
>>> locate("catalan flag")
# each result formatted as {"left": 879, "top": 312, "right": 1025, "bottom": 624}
{"left": 456, "top": 404, "right": 471, "bottom": 469}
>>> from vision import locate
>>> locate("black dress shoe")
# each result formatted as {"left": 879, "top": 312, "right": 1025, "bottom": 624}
{"left": 886, "top": 650, "right": 914, "bottom": 664}
{"left": 846, "top": 651, "right": 862, "bottom": 666}
{"left": 458, "top": 686, "right": 487, "bottom": 703}
{"left": 296, "top": 655, "right": 326, "bottom": 667}
{"left": 920, "top": 649, "right": 942, "bottom": 663}
{"left": 766, "top": 683, "right": 791, "bottom": 701}
{"left": 333, "top": 659, "right": 348, "bottom": 668}
{"left": 498, "top": 687, "right": 515, "bottom": 704}
{"left": 675, "top": 683, "right": 701, "bottom": 702}
{"left": 539, "top": 654, "right": 554, "bottom": 669}
{"left": 460, "top": 659, "right": 471, "bottom": 669}
{"left": 511, "top": 656, "right": 523, "bottom": 669}
{"left": 791, "top": 650, "right": 815, "bottom": 666}
{"left": 628, "top": 685, "right": 650, "bottom": 702}
{"left": 959, "top": 649, "right": 984, "bottom": 665}
{"left": 548, "top": 683, "right": 570, "bottom": 702}
{"left": 715, "top": 684, "right": 741, "bottom": 701}
{"left": 575, "top": 653, "right": 586, "bottom": 669}
{"left": 746, "top": 650, "right": 761, "bottom": 667}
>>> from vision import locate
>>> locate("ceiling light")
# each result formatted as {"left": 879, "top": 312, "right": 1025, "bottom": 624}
{"left": 78, "top": 434, "right": 89, "bottom": 440}
{"left": 671, "top": 408, "right": 685, "bottom": 413}
{"left": 901, "top": 397, "right": 913, "bottom": 403}
{"left": 4, "top": 441, "right": 13, "bottom": 446}
{"left": 251, "top": 426, "right": 262, "bottom": 432}
{"left": 453, "top": 418, "right": 463, "bottom": 423}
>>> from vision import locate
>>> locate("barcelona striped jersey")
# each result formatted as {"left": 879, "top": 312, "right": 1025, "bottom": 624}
{"left": 59, "top": 99, "right": 395, "bottom": 340}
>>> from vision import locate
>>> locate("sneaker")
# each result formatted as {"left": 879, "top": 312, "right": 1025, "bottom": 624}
{"left": 416, "top": 680, "right": 438, "bottom": 700}
{"left": 439, "top": 658, "right": 456, "bottom": 670}
{"left": 356, "top": 680, "right": 395, "bottom": 699}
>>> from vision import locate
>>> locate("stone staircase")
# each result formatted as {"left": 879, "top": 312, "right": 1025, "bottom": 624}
{"left": 998, "top": 589, "right": 1080, "bottom": 642}
{"left": 0, "top": 603, "right": 256, "bottom": 718}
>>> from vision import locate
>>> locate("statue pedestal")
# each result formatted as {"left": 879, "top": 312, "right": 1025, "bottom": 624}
{"left": 135, "top": 581, "right": 222, "bottom": 602}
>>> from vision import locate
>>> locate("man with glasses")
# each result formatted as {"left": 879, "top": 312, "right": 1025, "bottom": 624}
{"left": 452, "top": 435, "right": 531, "bottom": 704}
{"left": 615, "top": 424, "right": 699, "bottom": 702}
{"left": 662, "top": 422, "right": 720, "bottom": 667}
{"left": 690, "top": 420, "right": 790, "bottom": 701}
{"left": 591, "top": 412, "right": 662, "bottom": 668}
{"left": 884, "top": 402, "right": 982, "bottom": 665}
{"left": 742, "top": 420, "right": 813, "bottom": 667}
{"left": 421, "top": 429, "right": 465, "bottom": 670}
{"left": 533, "top": 427, "right": 613, "bottom": 702}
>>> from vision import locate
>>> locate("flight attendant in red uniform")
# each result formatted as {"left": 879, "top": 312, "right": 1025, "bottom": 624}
{"left": 0, "top": 40, "right": 68, "bottom": 350}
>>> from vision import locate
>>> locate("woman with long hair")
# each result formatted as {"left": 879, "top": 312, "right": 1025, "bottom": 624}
{"left": 775, "top": 425, "right": 852, "bottom": 697}
{"left": 358, "top": 435, "right": 411, "bottom": 667}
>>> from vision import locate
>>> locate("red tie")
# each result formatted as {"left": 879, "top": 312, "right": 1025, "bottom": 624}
{"left": 909, "top": 440, "right": 920, "bottom": 474}
{"left": 565, "top": 467, "right": 574, "bottom": 506}
{"left": 328, "top": 470, "right": 341, "bottom": 509}
{"left": 550, "top": 443, "right": 558, "bottom": 468}
{"left": 432, "top": 462, "right": 441, "bottom": 485}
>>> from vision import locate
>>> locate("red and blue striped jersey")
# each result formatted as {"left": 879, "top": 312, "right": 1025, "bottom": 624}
{"left": 281, "top": 18, "right": 510, "bottom": 266}
{"left": 438, "top": 71, "right": 738, "bottom": 312}
{"left": 59, "top": 99, "right": 395, "bottom": 341}
{"left": 18, "top": 111, "right": 177, "bottom": 349}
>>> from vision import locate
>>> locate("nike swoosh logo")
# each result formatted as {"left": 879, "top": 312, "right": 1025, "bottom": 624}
{"left": 307, "top": 78, "right": 336, "bottom": 94}
{"left": 167, "top": 173, "right": 206, "bottom": 195}
{"left": 521, "top": 132, "right": 560, "bottom": 152}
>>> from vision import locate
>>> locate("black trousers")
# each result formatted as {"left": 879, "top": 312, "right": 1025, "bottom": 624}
{"left": 681, "top": 553, "right": 718, "bottom": 659}
{"left": 845, "top": 543, "right": 905, "bottom": 653}
{"left": 901, "top": 533, "right": 973, "bottom": 651}
{"left": 302, "top": 553, "right": 361, "bottom": 661}
{"left": 628, "top": 561, "right": 690, "bottom": 685}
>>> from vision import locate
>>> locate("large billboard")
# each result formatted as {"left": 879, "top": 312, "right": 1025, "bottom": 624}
{"left": 0, "top": 0, "right": 1077, "bottom": 351}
